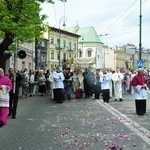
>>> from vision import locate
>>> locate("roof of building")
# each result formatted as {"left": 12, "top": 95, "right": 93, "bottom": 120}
{"left": 49, "top": 26, "right": 80, "bottom": 38}
{"left": 65, "top": 25, "right": 103, "bottom": 44}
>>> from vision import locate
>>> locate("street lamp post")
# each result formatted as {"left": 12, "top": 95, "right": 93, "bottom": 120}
{"left": 58, "top": 16, "right": 67, "bottom": 67}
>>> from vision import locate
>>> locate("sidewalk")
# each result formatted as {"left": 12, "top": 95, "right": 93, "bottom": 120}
{"left": 108, "top": 93, "right": 150, "bottom": 132}
{"left": 0, "top": 94, "right": 150, "bottom": 150}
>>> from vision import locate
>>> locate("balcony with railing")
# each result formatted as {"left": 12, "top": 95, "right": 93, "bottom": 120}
{"left": 55, "top": 44, "right": 65, "bottom": 50}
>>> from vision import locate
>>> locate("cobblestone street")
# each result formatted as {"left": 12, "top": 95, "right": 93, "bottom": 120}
{"left": 0, "top": 93, "right": 150, "bottom": 150}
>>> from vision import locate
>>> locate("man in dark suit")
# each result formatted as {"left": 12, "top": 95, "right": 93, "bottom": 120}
{"left": 8, "top": 68, "right": 23, "bottom": 119}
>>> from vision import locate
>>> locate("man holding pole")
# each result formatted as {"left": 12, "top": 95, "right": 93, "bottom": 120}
{"left": 8, "top": 68, "right": 22, "bottom": 119}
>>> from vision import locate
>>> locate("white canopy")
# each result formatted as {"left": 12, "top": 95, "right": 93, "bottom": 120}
{"left": 74, "top": 57, "right": 96, "bottom": 65}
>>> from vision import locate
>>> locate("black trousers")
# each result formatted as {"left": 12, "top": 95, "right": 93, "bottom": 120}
{"left": 84, "top": 82, "right": 89, "bottom": 98}
{"left": 135, "top": 99, "right": 146, "bottom": 115}
{"left": 102, "top": 89, "right": 110, "bottom": 103}
{"left": 9, "top": 90, "right": 19, "bottom": 117}
{"left": 53, "top": 88, "right": 64, "bottom": 103}
{"left": 95, "top": 94, "right": 100, "bottom": 99}
{"left": 65, "top": 85, "right": 73, "bottom": 100}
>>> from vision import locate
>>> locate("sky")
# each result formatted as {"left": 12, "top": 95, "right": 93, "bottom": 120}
{"left": 41, "top": 0, "right": 150, "bottom": 48}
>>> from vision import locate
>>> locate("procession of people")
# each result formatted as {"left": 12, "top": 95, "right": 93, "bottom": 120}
{"left": 0, "top": 66, "right": 149, "bottom": 128}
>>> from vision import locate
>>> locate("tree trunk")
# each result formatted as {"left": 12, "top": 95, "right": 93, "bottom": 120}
{"left": 0, "top": 32, "right": 14, "bottom": 72}
{"left": 0, "top": 45, "right": 7, "bottom": 71}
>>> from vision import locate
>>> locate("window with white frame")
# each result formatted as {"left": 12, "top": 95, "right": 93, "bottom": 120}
{"left": 57, "top": 51, "right": 59, "bottom": 60}
{"left": 41, "top": 41, "right": 45, "bottom": 47}
{"left": 68, "top": 53, "right": 71, "bottom": 58}
{"left": 74, "top": 42, "right": 76, "bottom": 50}
{"left": 51, "top": 50, "right": 54, "bottom": 59}
{"left": 88, "top": 51, "right": 92, "bottom": 57}
{"left": 50, "top": 37, "right": 54, "bottom": 44}
{"left": 68, "top": 41, "right": 71, "bottom": 50}
{"left": 57, "top": 38, "right": 60, "bottom": 45}
{"left": 63, "top": 53, "right": 66, "bottom": 60}
{"left": 28, "top": 63, "right": 31, "bottom": 70}
{"left": 41, "top": 54, "right": 45, "bottom": 62}
{"left": 63, "top": 40, "right": 66, "bottom": 48}
{"left": 22, "top": 61, "right": 25, "bottom": 70}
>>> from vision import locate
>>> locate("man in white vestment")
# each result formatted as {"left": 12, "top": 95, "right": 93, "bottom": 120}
{"left": 130, "top": 68, "right": 148, "bottom": 115}
{"left": 112, "top": 68, "right": 124, "bottom": 101}
{"left": 53, "top": 66, "right": 65, "bottom": 103}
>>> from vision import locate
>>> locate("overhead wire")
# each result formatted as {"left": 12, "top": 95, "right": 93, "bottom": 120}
{"left": 107, "top": 0, "right": 148, "bottom": 35}
{"left": 101, "top": 0, "right": 138, "bottom": 35}
{"left": 52, "top": 1, "right": 66, "bottom": 28}
{"left": 53, "top": 4, "right": 58, "bottom": 27}
{"left": 107, "top": 8, "right": 139, "bottom": 35}
{"left": 121, "top": 25, "right": 139, "bottom": 31}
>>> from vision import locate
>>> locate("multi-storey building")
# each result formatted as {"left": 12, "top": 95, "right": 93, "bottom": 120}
{"left": 122, "top": 44, "right": 150, "bottom": 69}
{"left": 35, "top": 39, "right": 48, "bottom": 70}
{"left": 5, "top": 42, "right": 35, "bottom": 72}
{"left": 103, "top": 45, "right": 115, "bottom": 69}
{"left": 47, "top": 26, "right": 80, "bottom": 70}
{"left": 115, "top": 47, "right": 133, "bottom": 69}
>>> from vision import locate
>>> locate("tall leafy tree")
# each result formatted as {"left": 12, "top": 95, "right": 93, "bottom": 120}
{"left": 0, "top": 0, "right": 54, "bottom": 69}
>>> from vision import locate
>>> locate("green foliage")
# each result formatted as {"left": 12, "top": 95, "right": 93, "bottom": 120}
{"left": 0, "top": 0, "right": 54, "bottom": 44}
{"left": 8, "top": 44, "right": 17, "bottom": 52}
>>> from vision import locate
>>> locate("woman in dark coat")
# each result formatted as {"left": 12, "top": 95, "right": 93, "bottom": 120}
{"left": 93, "top": 69, "right": 101, "bottom": 99}
{"left": 64, "top": 68, "right": 74, "bottom": 100}
{"left": 38, "top": 70, "right": 46, "bottom": 96}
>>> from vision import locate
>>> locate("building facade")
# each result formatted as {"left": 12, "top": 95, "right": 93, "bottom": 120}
{"left": 35, "top": 39, "right": 48, "bottom": 70}
{"left": 47, "top": 26, "right": 80, "bottom": 70}
{"left": 103, "top": 45, "right": 115, "bottom": 69}
{"left": 5, "top": 42, "right": 35, "bottom": 73}
{"left": 122, "top": 44, "right": 150, "bottom": 69}
{"left": 66, "top": 25, "right": 104, "bottom": 69}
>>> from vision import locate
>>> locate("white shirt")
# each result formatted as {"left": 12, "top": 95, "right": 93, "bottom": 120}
{"left": 112, "top": 72, "right": 124, "bottom": 83}
{"left": 133, "top": 85, "right": 148, "bottom": 100}
{"left": 100, "top": 72, "right": 111, "bottom": 90}
{"left": 53, "top": 71, "right": 64, "bottom": 89}
{"left": 29, "top": 74, "right": 34, "bottom": 84}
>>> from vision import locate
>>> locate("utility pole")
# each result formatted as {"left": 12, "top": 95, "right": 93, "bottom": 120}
{"left": 139, "top": 0, "right": 142, "bottom": 60}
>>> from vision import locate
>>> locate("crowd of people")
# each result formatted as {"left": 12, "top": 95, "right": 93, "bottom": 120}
{"left": 0, "top": 66, "right": 149, "bottom": 128}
